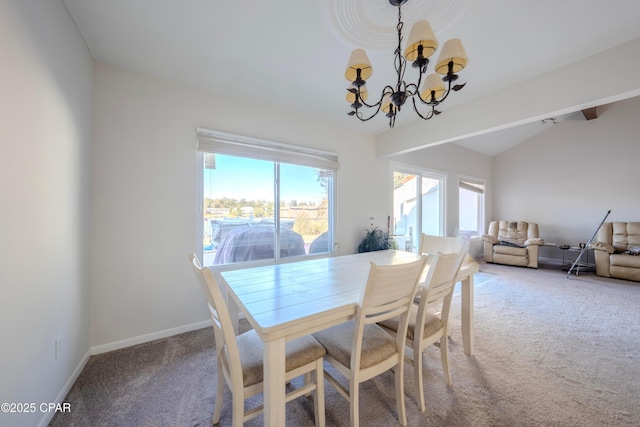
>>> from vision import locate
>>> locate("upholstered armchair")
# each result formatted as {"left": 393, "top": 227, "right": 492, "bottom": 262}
{"left": 590, "top": 222, "right": 640, "bottom": 282}
{"left": 482, "top": 221, "right": 544, "bottom": 268}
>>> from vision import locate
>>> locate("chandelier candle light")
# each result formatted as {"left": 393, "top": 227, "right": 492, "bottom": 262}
{"left": 345, "top": 0, "right": 468, "bottom": 128}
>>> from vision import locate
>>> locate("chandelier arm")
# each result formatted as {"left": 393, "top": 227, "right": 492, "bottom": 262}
{"left": 358, "top": 86, "right": 395, "bottom": 109}
{"left": 437, "top": 89, "right": 453, "bottom": 103}
{"left": 413, "top": 64, "right": 426, "bottom": 94}
{"left": 353, "top": 103, "right": 384, "bottom": 122}
{"left": 413, "top": 74, "right": 460, "bottom": 105}
{"left": 405, "top": 83, "right": 419, "bottom": 97}
{"left": 412, "top": 96, "right": 435, "bottom": 120}
{"left": 435, "top": 62, "right": 466, "bottom": 104}
{"left": 358, "top": 100, "right": 380, "bottom": 109}
{"left": 433, "top": 77, "right": 458, "bottom": 104}
{"left": 350, "top": 86, "right": 394, "bottom": 121}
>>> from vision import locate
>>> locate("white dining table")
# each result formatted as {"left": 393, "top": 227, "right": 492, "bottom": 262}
{"left": 214, "top": 249, "right": 479, "bottom": 426}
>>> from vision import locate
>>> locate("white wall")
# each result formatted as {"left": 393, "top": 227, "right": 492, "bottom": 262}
{"left": 492, "top": 96, "right": 640, "bottom": 261}
{"left": 90, "top": 62, "right": 386, "bottom": 348}
{"left": 0, "top": 1, "right": 93, "bottom": 426}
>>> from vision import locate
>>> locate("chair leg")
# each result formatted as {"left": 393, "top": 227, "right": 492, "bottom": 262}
{"left": 303, "top": 371, "right": 312, "bottom": 398}
{"left": 350, "top": 382, "right": 359, "bottom": 427}
{"left": 314, "top": 359, "right": 325, "bottom": 427}
{"left": 414, "top": 350, "right": 426, "bottom": 412}
{"left": 213, "top": 361, "right": 225, "bottom": 424}
{"left": 395, "top": 361, "right": 407, "bottom": 426}
{"left": 231, "top": 389, "right": 244, "bottom": 427}
{"left": 440, "top": 335, "right": 452, "bottom": 386}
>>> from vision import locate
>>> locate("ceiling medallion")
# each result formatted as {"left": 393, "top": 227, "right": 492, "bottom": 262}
{"left": 323, "top": 0, "right": 471, "bottom": 51}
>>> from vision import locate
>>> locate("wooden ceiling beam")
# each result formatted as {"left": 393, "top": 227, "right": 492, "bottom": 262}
{"left": 581, "top": 107, "right": 598, "bottom": 120}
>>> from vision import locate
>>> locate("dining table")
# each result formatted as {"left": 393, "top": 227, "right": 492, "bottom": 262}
{"left": 214, "top": 249, "right": 479, "bottom": 426}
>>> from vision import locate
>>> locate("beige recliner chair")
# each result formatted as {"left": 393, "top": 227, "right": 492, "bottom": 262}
{"left": 482, "top": 221, "right": 544, "bottom": 268}
{"left": 590, "top": 222, "right": 640, "bottom": 282}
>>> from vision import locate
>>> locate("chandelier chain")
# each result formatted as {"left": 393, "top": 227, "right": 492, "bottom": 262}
{"left": 394, "top": 5, "right": 405, "bottom": 93}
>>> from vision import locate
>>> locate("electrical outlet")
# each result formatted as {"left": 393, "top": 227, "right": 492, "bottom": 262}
{"left": 55, "top": 336, "right": 62, "bottom": 360}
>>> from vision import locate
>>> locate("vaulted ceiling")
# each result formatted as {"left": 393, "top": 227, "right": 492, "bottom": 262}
{"left": 62, "top": 0, "right": 640, "bottom": 156}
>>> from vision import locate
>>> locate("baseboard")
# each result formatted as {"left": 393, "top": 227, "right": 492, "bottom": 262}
{"left": 36, "top": 348, "right": 91, "bottom": 427}
{"left": 91, "top": 320, "right": 212, "bottom": 355}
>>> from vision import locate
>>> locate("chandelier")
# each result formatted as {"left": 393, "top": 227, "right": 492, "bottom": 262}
{"left": 345, "top": 0, "right": 468, "bottom": 128}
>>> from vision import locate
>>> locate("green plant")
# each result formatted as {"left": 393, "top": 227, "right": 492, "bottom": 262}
{"left": 356, "top": 227, "right": 395, "bottom": 253}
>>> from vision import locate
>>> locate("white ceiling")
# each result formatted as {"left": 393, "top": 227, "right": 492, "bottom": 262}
{"left": 62, "top": 0, "right": 640, "bottom": 157}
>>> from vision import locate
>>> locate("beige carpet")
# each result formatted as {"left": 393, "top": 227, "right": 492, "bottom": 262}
{"left": 50, "top": 261, "right": 640, "bottom": 426}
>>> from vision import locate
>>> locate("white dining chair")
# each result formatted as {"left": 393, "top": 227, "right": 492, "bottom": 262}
{"left": 378, "top": 241, "right": 468, "bottom": 412}
{"left": 312, "top": 256, "right": 428, "bottom": 427}
{"left": 188, "top": 253, "right": 326, "bottom": 426}
{"left": 418, "top": 233, "right": 465, "bottom": 257}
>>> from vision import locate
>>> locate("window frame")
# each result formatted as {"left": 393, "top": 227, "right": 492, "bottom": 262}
{"left": 196, "top": 129, "right": 338, "bottom": 270}
{"left": 457, "top": 175, "right": 485, "bottom": 238}
{"left": 390, "top": 162, "right": 446, "bottom": 252}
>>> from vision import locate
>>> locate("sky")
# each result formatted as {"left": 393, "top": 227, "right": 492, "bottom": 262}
{"left": 204, "top": 154, "right": 326, "bottom": 204}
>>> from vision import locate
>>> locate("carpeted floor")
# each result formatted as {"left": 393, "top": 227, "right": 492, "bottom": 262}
{"left": 50, "top": 261, "right": 640, "bottom": 426}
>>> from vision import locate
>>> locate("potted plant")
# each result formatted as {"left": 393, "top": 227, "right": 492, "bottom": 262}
{"left": 356, "top": 226, "right": 396, "bottom": 253}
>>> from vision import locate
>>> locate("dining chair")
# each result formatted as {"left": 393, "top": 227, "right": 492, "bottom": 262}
{"left": 312, "top": 256, "right": 428, "bottom": 427}
{"left": 188, "top": 253, "right": 326, "bottom": 427}
{"left": 378, "top": 241, "right": 469, "bottom": 412}
{"left": 418, "top": 233, "right": 465, "bottom": 257}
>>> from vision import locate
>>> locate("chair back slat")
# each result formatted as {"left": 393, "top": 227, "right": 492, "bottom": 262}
{"left": 419, "top": 234, "right": 464, "bottom": 257}
{"left": 416, "top": 239, "right": 469, "bottom": 329}
{"left": 422, "top": 251, "right": 465, "bottom": 306}
{"left": 359, "top": 257, "right": 428, "bottom": 323}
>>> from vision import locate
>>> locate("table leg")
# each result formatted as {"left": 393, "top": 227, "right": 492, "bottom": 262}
{"left": 460, "top": 275, "right": 474, "bottom": 356}
{"left": 226, "top": 298, "right": 239, "bottom": 335}
{"left": 263, "top": 337, "right": 286, "bottom": 427}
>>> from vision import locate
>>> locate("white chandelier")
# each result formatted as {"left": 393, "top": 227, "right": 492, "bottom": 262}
{"left": 345, "top": 0, "right": 468, "bottom": 128}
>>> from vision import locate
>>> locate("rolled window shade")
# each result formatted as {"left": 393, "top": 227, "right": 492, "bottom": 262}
{"left": 459, "top": 179, "right": 484, "bottom": 194}
{"left": 196, "top": 128, "right": 339, "bottom": 171}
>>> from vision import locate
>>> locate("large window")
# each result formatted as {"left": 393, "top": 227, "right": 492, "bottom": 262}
{"left": 392, "top": 166, "right": 445, "bottom": 253}
{"left": 197, "top": 129, "right": 337, "bottom": 267}
{"left": 458, "top": 176, "right": 485, "bottom": 237}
